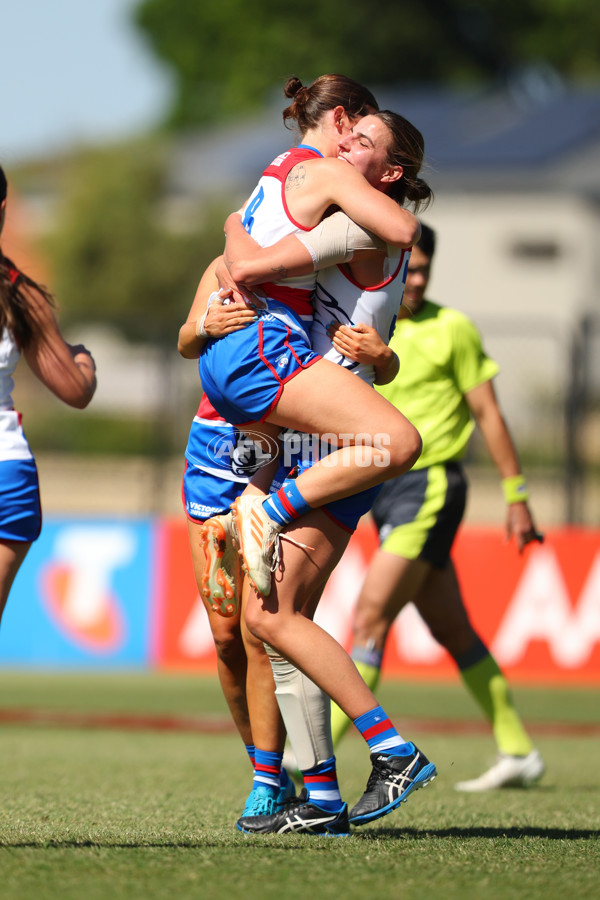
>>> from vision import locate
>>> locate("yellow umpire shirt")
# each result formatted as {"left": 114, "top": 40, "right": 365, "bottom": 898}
{"left": 376, "top": 300, "right": 499, "bottom": 470}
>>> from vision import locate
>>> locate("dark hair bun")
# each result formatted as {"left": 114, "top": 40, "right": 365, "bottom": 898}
{"left": 284, "top": 76, "right": 304, "bottom": 99}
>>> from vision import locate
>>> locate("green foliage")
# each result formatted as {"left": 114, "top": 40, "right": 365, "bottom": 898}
{"left": 134, "top": 0, "right": 600, "bottom": 127}
{"left": 20, "top": 408, "right": 156, "bottom": 456}
{"left": 46, "top": 140, "right": 233, "bottom": 344}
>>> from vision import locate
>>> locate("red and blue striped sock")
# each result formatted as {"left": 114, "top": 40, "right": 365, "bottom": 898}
{"left": 353, "top": 706, "right": 414, "bottom": 756}
{"left": 279, "top": 765, "right": 291, "bottom": 792}
{"left": 252, "top": 749, "right": 283, "bottom": 792}
{"left": 262, "top": 481, "right": 312, "bottom": 527}
{"left": 301, "top": 756, "right": 344, "bottom": 812}
{"left": 245, "top": 744, "right": 256, "bottom": 770}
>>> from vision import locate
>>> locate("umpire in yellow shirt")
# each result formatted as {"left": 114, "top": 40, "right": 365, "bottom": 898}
{"left": 330, "top": 223, "right": 545, "bottom": 791}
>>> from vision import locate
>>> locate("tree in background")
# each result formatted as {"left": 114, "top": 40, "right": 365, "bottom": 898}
{"left": 47, "top": 141, "right": 230, "bottom": 345}
{"left": 134, "top": 0, "right": 600, "bottom": 128}
{"left": 21, "top": 141, "right": 235, "bottom": 461}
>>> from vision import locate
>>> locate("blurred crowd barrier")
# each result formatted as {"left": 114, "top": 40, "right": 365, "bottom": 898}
{"left": 2, "top": 518, "right": 599, "bottom": 684}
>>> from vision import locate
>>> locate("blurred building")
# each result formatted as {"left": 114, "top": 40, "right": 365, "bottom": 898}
{"left": 172, "top": 79, "right": 600, "bottom": 326}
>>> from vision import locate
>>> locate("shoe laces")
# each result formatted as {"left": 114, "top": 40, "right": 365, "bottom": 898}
{"left": 269, "top": 532, "right": 315, "bottom": 574}
{"left": 244, "top": 791, "right": 276, "bottom": 817}
{"left": 364, "top": 757, "right": 388, "bottom": 791}
{"left": 253, "top": 797, "right": 275, "bottom": 816}
{"left": 365, "top": 752, "right": 412, "bottom": 790}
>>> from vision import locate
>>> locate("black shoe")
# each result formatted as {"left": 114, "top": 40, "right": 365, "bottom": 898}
{"left": 237, "top": 788, "right": 350, "bottom": 836}
{"left": 349, "top": 745, "right": 437, "bottom": 826}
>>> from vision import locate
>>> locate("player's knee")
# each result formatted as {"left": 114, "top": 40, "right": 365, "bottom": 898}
{"left": 408, "top": 426, "right": 423, "bottom": 466}
{"left": 353, "top": 597, "right": 382, "bottom": 639}
{"left": 385, "top": 422, "right": 422, "bottom": 475}
{"left": 353, "top": 612, "right": 388, "bottom": 650}
{"left": 428, "top": 619, "right": 475, "bottom": 656}
{"left": 244, "top": 603, "right": 270, "bottom": 644}
{"left": 211, "top": 627, "right": 243, "bottom": 663}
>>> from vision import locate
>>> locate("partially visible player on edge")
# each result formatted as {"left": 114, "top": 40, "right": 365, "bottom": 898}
{"left": 0, "top": 164, "right": 97, "bottom": 626}
{"left": 208, "top": 110, "right": 438, "bottom": 835}
{"left": 329, "top": 223, "right": 546, "bottom": 791}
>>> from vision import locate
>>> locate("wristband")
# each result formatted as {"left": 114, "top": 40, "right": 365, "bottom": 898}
{"left": 195, "top": 310, "right": 209, "bottom": 338}
{"left": 502, "top": 475, "right": 529, "bottom": 504}
{"left": 195, "top": 291, "right": 222, "bottom": 338}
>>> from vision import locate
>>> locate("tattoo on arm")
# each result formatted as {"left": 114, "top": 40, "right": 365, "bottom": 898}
{"left": 271, "top": 265, "right": 289, "bottom": 279}
{"left": 285, "top": 166, "right": 306, "bottom": 191}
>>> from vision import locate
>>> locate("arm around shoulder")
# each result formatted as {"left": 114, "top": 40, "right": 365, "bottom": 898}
{"left": 320, "top": 159, "right": 420, "bottom": 248}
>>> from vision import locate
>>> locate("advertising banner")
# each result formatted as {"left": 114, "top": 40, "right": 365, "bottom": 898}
{"left": 153, "top": 520, "right": 600, "bottom": 684}
{"left": 2, "top": 517, "right": 599, "bottom": 684}
{"left": 150, "top": 518, "right": 217, "bottom": 670}
{"left": 0, "top": 519, "right": 155, "bottom": 667}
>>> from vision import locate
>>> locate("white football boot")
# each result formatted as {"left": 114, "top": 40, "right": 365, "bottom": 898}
{"left": 232, "top": 494, "right": 283, "bottom": 597}
{"left": 455, "top": 749, "right": 545, "bottom": 791}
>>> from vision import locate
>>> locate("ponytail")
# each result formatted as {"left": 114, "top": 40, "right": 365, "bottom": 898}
{"left": 374, "top": 111, "right": 433, "bottom": 213}
{"left": 400, "top": 175, "right": 434, "bottom": 213}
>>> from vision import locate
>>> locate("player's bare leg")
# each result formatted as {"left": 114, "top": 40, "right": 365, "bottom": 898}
{"left": 0, "top": 539, "right": 32, "bottom": 624}
{"left": 187, "top": 519, "right": 251, "bottom": 742}
{"left": 242, "top": 510, "right": 436, "bottom": 831}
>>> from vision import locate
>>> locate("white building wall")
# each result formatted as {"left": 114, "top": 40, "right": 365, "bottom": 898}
{"left": 423, "top": 191, "right": 598, "bottom": 327}
{"left": 419, "top": 192, "right": 600, "bottom": 437}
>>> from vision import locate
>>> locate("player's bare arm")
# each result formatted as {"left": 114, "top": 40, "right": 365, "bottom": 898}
{"left": 466, "top": 380, "right": 543, "bottom": 551}
{"left": 274, "top": 156, "right": 418, "bottom": 248}
{"left": 224, "top": 213, "right": 314, "bottom": 286}
{"left": 178, "top": 258, "right": 257, "bottom": 359}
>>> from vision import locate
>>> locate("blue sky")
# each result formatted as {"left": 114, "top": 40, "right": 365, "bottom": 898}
{"left": 1, "top": 0, "right": 171, "bottom": 164}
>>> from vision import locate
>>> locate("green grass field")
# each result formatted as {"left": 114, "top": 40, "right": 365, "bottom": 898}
{"left": 0, "top": 673, "right": 598, "bottom": 900}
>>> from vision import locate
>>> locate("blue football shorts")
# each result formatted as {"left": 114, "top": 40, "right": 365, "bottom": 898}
{"left": 198, "top": 302, "right": 321, "bottom": 427}
{"left": 182, "top": 416, "right": 271, "bottom": 522}
{"left": 0, "top": 458, "right": 42, "bottom": 542}
{"left": 182, "top": 462, "right": 244, "bottom": 522}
